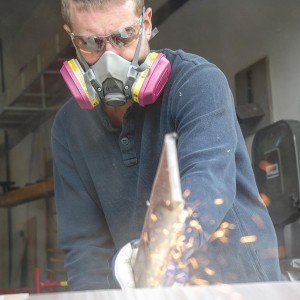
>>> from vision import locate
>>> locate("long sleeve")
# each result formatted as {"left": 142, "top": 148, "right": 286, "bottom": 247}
{"left": 161, "top": 52, "right": 280, "bottom": 284}
{"left": 52, "top": 110, "right": 116, "bottom": 291}
{"left": 169, "top": 59, "right": 239, "bottom": 243}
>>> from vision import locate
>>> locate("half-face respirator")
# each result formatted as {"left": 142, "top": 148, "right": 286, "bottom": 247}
{"left": 60, "top": 10, "right": 171, "bottom": 109}
{"left": 61, "top": 51, "right": 171, "bottom": 109}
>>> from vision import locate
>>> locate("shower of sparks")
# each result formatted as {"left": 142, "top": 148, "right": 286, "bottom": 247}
{"left": 240, "top": 235, "right": 257, "bottom": 244}
{"left": 143, "top": 187, "right": 261, "bottom": 288}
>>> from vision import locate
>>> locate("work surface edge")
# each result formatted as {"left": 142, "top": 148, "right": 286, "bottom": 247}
{"left": 27, "top": 281, "right": 300, "bottom": 300}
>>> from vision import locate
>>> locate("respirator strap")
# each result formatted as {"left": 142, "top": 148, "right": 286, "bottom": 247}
{"left": 129, "top": 12, "right": 159, "bottom": 74}
{"left": 150, "top": 27, "right": 159, "bottom": 40}
{"left": 128, "top": 27, "right": 159, "bottom": 73}
{"left": 125, "top": 7, "right": 148, "bottom": 98}
{"left": 130, "top": 7, "right": 145, "bottom": 70}
{"left": 74, "top": 47, "right": 103, "bottom": 101}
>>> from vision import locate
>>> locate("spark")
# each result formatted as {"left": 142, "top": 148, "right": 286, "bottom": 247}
{"left": 142, "top": 231, "right": 148, "bottom": 241}
{"left": 220, "top": 222, "right": 236, "bottom": 230}
{"left": 259, "top": 193, "right": 271, "bottom": 206}
{"left": 150, "top": 213, "right": 158, "bottom": 222}
{"left": 175, "top": 271, "right": 187, "bottom": 282}
{"left": 186, "top": 207, "right": 194, "bottom": 217}
{"left": 209, "top": 222, "right": 236, "bottom": 243}
{"left": 183, "top": 189, "right": 191, "bottom": 199}
{"left": 163, "top": 229, "right": 169, "bottom": 235}
{"left": 214, "top": 198, "right": 224, "bottom": 205}
{"left": 178, "top": 235, "right": 186, "bottom": 242}
{"left": 190, "top": 276, "right": 209, "bottom": 286}
{"left": 173, "top": 222, "right": 183, "bottom": 230}
{"left": 204, "top": 267, "right": 215, "bottom": 276}
{"left": 188, "top": 257, "right": 199, "bottom": 269}
{"left": 258, "top": 160, "right": 272, "bottom": 171}
{"left": 165, "top": 199, "right": 171, "bottom": 206}
{"left": 251, "top": 214, "right": 265, "bottom": 228}
{"left": 189, "top": 220, "right": 202, "bottom": 231}
{"left": 240, "top": 235, "right": 257, "bottom": 243}
{"left": 177, "top": 261, "right": 187, "bottom": 269}
{"left": 220, "top": 222, "right": 229, "bottom": 229}
{"left": 186, "top": 237, "right": 195, "bottom": 248}
{"left": 173, "top": 251, "right": 182, "bottom": 260}
{"left": 186, "top": 227, "right": 193, "bottom": 233}
{"left": 214, "top": 230, "right": 225, "bottom": 238}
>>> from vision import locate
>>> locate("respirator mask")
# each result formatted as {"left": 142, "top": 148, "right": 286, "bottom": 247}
{"left": 60, "top": 8, "right": 171, "bottom": 109}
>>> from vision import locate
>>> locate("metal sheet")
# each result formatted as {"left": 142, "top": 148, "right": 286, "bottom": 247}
{"left": 133, "top": 133, "right": 185, "bottom": 287}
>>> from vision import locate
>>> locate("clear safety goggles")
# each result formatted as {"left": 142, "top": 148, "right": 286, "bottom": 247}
{"left": 69, "top": 14, "right": 143, "bottom": 54}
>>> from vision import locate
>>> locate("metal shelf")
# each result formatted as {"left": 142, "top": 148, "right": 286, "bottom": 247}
{"left": 0, "top": 43, "right": 75, "bottom": 153}
{"left": 0, "top": 177, "right": 54, "bottom": 207}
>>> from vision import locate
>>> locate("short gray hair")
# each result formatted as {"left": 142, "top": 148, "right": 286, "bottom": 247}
{"left": 61, "top": 0, "right": 144, "bottom": 25}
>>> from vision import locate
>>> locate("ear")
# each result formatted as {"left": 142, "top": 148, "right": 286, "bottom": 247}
{"left": 63, "top": 24, "right": 78, "bottom": 51}
{"left": 144, "top": 7, "right": 153, "bottom": 41}
{"left": 63, "top": 24, "right": 72, "bottom": 34}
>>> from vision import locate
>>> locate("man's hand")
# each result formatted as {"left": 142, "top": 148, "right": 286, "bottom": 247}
{"left": 113, "top": 239, "right": 190, "bottom": 288}
{"left": 113, "top": 240, "right": 139, "bottom": 289}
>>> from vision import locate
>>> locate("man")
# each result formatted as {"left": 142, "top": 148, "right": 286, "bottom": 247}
{"left": 52, "top": 0, "right": 281, "bottom": 291}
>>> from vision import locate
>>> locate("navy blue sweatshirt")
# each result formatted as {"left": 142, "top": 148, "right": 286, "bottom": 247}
{"left": 52, "top": 49, "right": 281, "bottom": 290}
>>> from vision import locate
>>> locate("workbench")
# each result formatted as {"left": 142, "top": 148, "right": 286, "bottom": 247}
{"left": 3, "top": 281, "right": 300, "bottom": 300}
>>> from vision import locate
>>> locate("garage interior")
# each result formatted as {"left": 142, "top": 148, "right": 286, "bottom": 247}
{"left": 1, "top": 0, "right": 300, "bottom": 295}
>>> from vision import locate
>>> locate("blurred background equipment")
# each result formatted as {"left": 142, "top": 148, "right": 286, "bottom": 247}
{"left": 252, "top": 120, "right": 300, "bottom": 280}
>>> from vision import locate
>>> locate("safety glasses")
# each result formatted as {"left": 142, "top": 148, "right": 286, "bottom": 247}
{"left": 69, "top": 14, "right": 143, "bottom": 54}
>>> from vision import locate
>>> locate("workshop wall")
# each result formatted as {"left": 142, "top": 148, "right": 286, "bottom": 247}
{"left": 0, "top": 117, "right": 56, "bottom": 289}
{"left": 151, "top": 0, "right": 300, "bottom": 152}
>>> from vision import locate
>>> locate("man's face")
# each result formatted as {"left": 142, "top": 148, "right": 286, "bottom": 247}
{"left": 64, "top": 0, "right": 152, "bottom": 65}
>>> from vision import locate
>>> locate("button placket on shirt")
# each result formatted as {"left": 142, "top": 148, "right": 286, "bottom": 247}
{"left": 119, "top": 114, "right": 137, "bottom": 166}
{"left": 121, "top": 137, "right": 129, "bottom": 146}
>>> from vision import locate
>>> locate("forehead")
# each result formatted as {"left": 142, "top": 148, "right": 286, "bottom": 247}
{"left": 69, "top": 1, "right": 139, "bottom": 35}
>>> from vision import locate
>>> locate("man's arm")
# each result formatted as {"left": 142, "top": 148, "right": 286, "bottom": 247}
{"left": 52, "top": 113, "right": 116, "bottom": 291}
{"left": 170, "top": 59, "right": 239, "bottom": 250}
